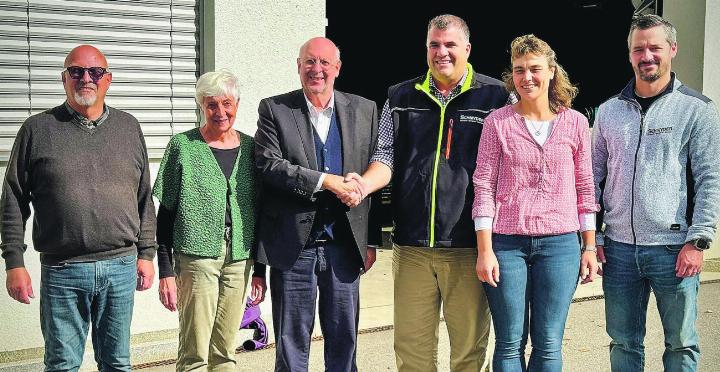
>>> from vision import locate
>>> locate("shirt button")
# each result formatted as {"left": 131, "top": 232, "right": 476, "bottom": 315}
{"left": 324, "top": 166, "right": 330, "bottom": 171}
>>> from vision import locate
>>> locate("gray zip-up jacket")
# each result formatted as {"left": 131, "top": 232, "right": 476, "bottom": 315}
{"left": 592, "top": 74, "right": 720, "bottom": 246}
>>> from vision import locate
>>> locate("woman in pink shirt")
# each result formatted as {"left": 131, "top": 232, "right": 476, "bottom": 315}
{"left": 472, "top": 34, "right": 600, "bottom": 371}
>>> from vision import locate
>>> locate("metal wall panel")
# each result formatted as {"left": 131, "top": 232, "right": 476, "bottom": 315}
{"left": 0, "top": 0, "right": 31, "bottom": 141}
{"left": 0, "top": 0, "right": 198, "bottom": 160}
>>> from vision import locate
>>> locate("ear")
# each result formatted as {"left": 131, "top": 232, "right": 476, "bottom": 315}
{"left": 669, "top": 42, "right": 678, "bottom": 58}
{"left": 105, "top": 71, "right": 113, "bottom": 84}
{"left": 61, "top": 71, "right": 66, "bottom": 84}
{"left": 336, "top": 60, "right": 342, "bottom": 78}
{"left": 466, "top": 42, "right": 472, "bottom": 57}
{"left": 296, "top": 58, "right": 302, "bottom": 75}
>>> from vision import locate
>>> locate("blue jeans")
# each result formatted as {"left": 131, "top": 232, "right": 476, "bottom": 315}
{"left": 270, "top": 242, "right": 360, "bottom": 372}
{"left": 40, "top": 255, "right": 137, "bottom": 372}
{"left": 602, "top": 238, "right": 700, "bottom": 372}
{"left": 483, "top": 233, "right": 580, "bottom": 372}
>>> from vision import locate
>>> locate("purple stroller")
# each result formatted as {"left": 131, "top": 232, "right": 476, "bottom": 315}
{"left": 239, "top": 297, "right": 268, "bottom": 351}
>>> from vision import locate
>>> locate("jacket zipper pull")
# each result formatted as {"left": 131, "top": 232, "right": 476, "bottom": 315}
{"left": 445, "top": 118, "right": 454, "bottom": 160}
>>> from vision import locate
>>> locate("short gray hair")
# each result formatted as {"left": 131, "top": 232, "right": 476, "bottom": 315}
{"left": 627, "top": 14, "right": 677, "bottom": 48}
{"left": 427, "top": 14, "right": 470, "bottom": 44}
{"left": 195, "top": 70, "right": 239, "bottom": 107}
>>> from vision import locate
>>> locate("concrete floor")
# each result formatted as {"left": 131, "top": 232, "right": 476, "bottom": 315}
{"left": 138, "top": 249, "right": 720, "bottom": 371}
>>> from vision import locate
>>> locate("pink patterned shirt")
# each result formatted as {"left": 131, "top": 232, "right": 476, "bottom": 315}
{"left": 472, "top": 105, "right": 599, "bottom": 236}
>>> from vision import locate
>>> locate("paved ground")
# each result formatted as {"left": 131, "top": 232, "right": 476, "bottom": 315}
{"left": 140, "top": 281, "right": 720, "bottom": 371}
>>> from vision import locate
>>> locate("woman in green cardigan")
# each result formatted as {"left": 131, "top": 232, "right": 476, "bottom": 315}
{"left": 153, "top": 70, "right": 266, "bottom": 370}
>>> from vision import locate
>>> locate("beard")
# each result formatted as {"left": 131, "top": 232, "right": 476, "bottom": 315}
{"left": 639, "top": 70, "right": 661, "bottom": 82}
{"left": 637, "top": 62, "right": 662, "bottom": 82}
{"left": 73, "top": 91, "right": 97, "bottom": 106}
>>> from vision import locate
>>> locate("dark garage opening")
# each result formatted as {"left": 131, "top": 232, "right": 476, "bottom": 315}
{"left": 328, "top": 0, "right": 642, "bottom": 119}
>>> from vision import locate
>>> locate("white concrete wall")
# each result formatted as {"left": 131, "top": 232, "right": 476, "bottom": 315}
{"left": 0, "top": 0, "right": 326, "bottom": 365}
{"left": 703, "top": 0, "right": 720, "bottom": 102}
{"left": 205, "top": 0, "right": 327, "bottom": 136}
{"left": 664, "top": 0, "right": 707, "bottom": 92}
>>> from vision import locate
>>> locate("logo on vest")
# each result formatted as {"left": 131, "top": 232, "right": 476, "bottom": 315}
{"left": 647, "top": 126, "right": 672, "bottom": 135}
{"left": 459, "top": 115, "right": 484, "bottom": 124}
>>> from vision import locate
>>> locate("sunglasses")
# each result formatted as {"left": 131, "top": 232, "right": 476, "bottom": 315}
{"left": 65, "top": 66, "right": 109, "bottom": 81}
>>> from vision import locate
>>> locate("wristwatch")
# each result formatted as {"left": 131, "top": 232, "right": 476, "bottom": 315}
{"left": 689, "top": 239, "right": 710, "bottom": 250}
{"left": 581, "top": 245, "right": 597, "bottom": 253}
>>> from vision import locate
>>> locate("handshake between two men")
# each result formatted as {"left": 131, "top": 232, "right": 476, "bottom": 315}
{"left": 322, "top": 172, "right": 368, "bottom": 208}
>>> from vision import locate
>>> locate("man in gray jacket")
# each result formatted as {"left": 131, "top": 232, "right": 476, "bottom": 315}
{"left": 592, "top": 15, "right": 720, "bottom": 371}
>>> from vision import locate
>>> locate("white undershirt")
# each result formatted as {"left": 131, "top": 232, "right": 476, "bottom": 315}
{"left": 525, "top": 119, "right": 553, "bottom": 146}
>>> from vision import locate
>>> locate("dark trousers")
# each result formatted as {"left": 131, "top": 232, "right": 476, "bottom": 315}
{"left": 270, "top": 241, "right": 360, "bottom": 372}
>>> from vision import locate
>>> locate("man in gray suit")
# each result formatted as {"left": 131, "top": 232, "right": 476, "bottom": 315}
{"left": 254, "top": 37, "right": 380, "bottom": 372}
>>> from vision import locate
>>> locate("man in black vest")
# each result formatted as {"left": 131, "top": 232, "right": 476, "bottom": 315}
{"left": 357, "top": 14, "right": 510, "bottom": 371}
{"left": 254, "top": 37, "right": 379, "bottom": 372}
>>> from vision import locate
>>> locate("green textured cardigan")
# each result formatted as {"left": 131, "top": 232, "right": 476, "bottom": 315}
{"left": 153, "top": 128, "right": 256, "bottom": 260}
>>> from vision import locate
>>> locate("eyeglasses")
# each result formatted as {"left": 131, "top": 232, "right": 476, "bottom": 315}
{"left": 300, "top": 58, "right": 337, "bottom": 70}
{"left": 65, "top": 66, "right": 109, "bottom": 81}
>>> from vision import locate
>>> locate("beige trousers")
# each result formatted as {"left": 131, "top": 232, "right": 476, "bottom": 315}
{"left": 175, "top": 243, "right": 251, "bottom": 372}
{"left": 393, "top": 245, "right": 491, "bottom": 372}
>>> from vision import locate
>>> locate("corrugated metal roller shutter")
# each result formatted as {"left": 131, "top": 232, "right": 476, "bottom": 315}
{"left": 0, "top": 0, "right": 199, "bottom": 160}
{"left": 0, "top": 1, "right": 31, "bottom": 158}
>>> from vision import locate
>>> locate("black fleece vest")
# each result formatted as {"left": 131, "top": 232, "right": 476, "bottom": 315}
{"left": 388, "top": 72, "right": 509, "bottom": 248}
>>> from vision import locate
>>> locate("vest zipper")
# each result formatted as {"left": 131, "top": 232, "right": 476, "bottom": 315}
{"left": 445, "top": 118, "right": 454, "bottom": 160}
{"left": 416, "top": 73, "right": 471, "bottom": 248}
{"left": 429, "top": 106, "right": 445, "bottom": 247}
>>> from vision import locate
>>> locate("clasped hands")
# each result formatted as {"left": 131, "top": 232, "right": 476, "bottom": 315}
{"left": 323, "top": 172, "right": 368, "bottom": 208}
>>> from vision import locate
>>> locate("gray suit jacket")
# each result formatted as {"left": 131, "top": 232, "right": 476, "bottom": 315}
{"left": 254, "top": 89, "right": 378, "bottom": 271}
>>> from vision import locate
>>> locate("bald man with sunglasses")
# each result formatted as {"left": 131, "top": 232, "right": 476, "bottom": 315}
{"left": 1, "top": 44, "right": 156, "bottom": 371}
